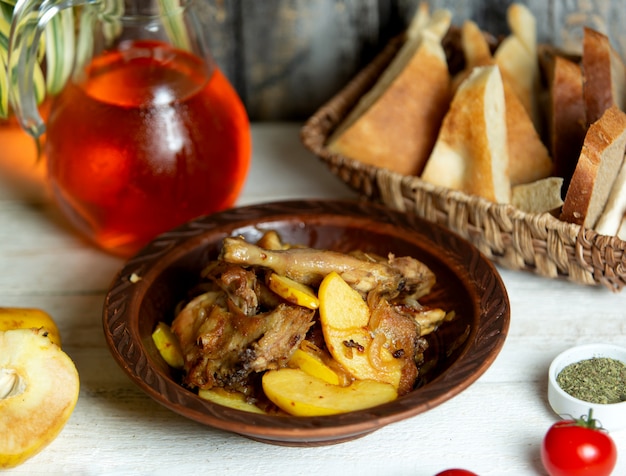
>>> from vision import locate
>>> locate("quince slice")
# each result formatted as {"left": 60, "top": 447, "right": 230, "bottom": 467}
{"left": 268, "top": 273, "right": 319, "bottom": 309}
{"left": 198, "top": 388, "right": 265, "bottom": 414}
{"left": 262, "top": 368, "right": 397, "bottom": 416}
{"left": 289, "top": 345, "right": 340, "bottom": 385}
{"left": 0, "top": 329, "right": 80, "bottom": 468}
{"left": 151, "top": 322, "right": 184, "bottom": 369}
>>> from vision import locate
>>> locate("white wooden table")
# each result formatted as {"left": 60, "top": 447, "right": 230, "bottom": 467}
{"left": 1, "top": 123, "right": 625, "bottom": 476}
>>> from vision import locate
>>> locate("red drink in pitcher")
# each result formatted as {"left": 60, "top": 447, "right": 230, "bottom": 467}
{"left": 46, "top": 40, "right": 251, "bottom": 256}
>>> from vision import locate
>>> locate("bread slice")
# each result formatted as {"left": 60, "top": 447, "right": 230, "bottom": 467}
{"left": 511, "top": 177, "right": 564, "bottom": 214}
{"left": 494, "top": 3, "right": 541, "bottom": 131}
{"left": 595, "top": 158, "right": 626, "bottom": 235}
{"left": 459, "top": 20, "right": 492, "bottom": 66}
{"left": 582, "top": 27, "right": 626, "bottom": 125}
{"left": 421, "top": 65, "right": 510, "bottom": 203}
{"left": 505, "top": 83, "right": 553, "bottom": 186}
{"left": 546, "top": 55, "right": 587, "bottom": 194}
{"left": 560, "top": 105, "right": 626, "bottom": 228}
{"left": 327, "top": 10, "right": 452, "bottom": 176}
{"left": 407, "top": 4, "right": 451, "bottom": 42}
{"left": 449, "top": 21, "right": 490, "bottom": 92}
{"left": 506, "top": 3, "right": 537, "bottom": 57}
{"left": 455, "top": 20, "right": 552, "bottom": 186}
{"left": 406, "top": 2, "right": 430, "bottom": 40}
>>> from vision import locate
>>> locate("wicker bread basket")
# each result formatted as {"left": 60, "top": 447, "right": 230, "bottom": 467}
{"left": 301, "top": 34, "right": 626, "bottom": 292}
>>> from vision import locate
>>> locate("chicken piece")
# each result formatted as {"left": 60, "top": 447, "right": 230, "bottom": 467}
{"left": 393, "top": 303, "right": 448, "bottom": 336}
{"left": 369, "top": 300, "right": 419, "bottom": 395}
{"left": 215, "top": 263, "right": 260, "bottom": 316}
{"left": 255, "top": 230, "right": 291, "bottom": 250}
{"left": 202, "top": 260, "right": 283, "bottom": 312}
{"left": 351, "top": 250, "right": 436, "bottom": 299}
{"left": 366, "top": 294, "right": 429, "bottom": 395}
{"left": 172, "top": 291, "right": 315, "bottom": 394}
{"left": 170, "top": 291, "right": 222, "bottom": 359}
{"left": 220, "top": 237, "right": 435, "bottom": 297}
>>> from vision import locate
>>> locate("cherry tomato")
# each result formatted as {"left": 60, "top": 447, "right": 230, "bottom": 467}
{"left": 434, "top": 470, "right": 478, "bottom": 476}
{"left": 541, "top": 410, "right": 617, "bottom": 476}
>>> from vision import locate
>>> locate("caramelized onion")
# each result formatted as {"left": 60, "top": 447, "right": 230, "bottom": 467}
{"left": 368, "top": 332, "right": 396, "bottom": 372}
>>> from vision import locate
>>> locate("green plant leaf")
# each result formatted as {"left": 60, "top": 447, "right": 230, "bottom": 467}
{"left": 45, "top": 8, "right": 75, "bottom": 95}
{"left": 158, "top": 0, "right": 190, "bottom": 51}
{"left": 0, "top": 2, "right": 12, "bottom": 118}
{"left": 73, "top": 8, "right": 95, "bottom": 83}
{"left": 99, "top": 0, "right": 123, "bottom": 39}
{"left": 1, "top": 0, "right": 46, "bottom": 119}
{"left": 0, "top": 48, "right": 8, "bottom": 118}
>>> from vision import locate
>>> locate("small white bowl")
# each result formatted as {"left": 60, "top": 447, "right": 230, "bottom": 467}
{"left": 548, "top": 343, "right": 626, "bottom": 432}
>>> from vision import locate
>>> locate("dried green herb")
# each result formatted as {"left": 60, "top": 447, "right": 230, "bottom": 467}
{"left": 557, "top": 357, "right": 626, "bottom": 404}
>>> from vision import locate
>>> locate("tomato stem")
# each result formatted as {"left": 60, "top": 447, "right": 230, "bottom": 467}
{"left": 576, "top": 408, "right": 601, "bottom": 430}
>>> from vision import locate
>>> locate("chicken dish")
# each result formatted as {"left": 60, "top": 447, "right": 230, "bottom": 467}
{"left": 166, "top": 230, "right": 453, "bottom": 414}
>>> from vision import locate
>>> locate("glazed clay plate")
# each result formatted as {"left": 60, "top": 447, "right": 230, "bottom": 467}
{"left": 103, "top": 199, "right": 510, "bottom": 446}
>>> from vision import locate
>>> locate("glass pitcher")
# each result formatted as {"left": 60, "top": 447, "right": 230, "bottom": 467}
{"left": 8, "top": 0, "right": 251, "bottom": 257}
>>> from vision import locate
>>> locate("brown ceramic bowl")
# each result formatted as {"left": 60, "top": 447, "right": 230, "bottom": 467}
{"left": 103, "top": 199, "right": 510, "bottom": 446}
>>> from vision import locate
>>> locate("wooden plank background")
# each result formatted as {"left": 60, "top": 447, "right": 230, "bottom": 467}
{"left": 197, "top": 0, "right": 626, "bottom": 120}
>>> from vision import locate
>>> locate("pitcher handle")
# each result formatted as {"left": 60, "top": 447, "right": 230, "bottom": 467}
{"left": 8, "top": 0, "right": 98, "bottom": 139}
